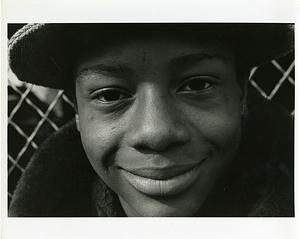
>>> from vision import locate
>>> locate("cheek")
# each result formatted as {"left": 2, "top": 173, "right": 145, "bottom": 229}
{"left": 187, "top": 97, "right": 242, "bottom": 157}
{"left": 205, "top": 110, "right": 241, "bottom": 147}
{"left": 77, "top": 110, "right": 124, "bottom": 180}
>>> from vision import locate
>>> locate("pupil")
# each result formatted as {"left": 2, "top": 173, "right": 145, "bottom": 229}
{"left": 189, "top": 81, "right": 207, "bottom": 90}
{"left": 103, "top": 91, "right": 121, "bottom": 101}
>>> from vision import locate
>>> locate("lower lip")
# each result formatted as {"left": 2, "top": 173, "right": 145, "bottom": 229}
{"left": 120, "top": 162, "right": 204, "bottom": 196}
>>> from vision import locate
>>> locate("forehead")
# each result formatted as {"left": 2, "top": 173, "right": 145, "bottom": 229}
{"left": 74, "top": 34, "right": 235, "bottom": 75}
{"left": 72, "top": 24, "right": 236, "bottom": 63}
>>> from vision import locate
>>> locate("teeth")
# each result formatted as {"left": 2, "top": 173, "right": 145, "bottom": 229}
{"left": 120, "top": 164, "right": 202, "bottom": 196}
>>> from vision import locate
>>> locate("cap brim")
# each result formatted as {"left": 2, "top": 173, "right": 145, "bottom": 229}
{"left": 9, "top": 23, "right": 294, "bottom": 89}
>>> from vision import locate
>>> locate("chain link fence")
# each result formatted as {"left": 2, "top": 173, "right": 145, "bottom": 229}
{"left": 8, "top": 53, "right": 295, "bottom": 207}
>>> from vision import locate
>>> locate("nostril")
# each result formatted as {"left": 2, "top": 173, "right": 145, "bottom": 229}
{"left": 126, "top": 97, "right": 191, "bottom": 153}
{"left": 134, "top": 145, "right": 157, "bottom": 154}
{"left": 134, "top": 141, "right": 185, "bottom": 154}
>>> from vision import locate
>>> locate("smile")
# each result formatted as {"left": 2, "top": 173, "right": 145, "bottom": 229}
{"left": 119, "top": 160, "right": 206, "bottom": 196}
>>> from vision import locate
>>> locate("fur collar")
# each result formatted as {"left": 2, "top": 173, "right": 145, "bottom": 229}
{"left": 9, "top": 120, "right": 126, "bottom": 216}
{"left": 9, "top": 92, "right": 294, "bottom": 217}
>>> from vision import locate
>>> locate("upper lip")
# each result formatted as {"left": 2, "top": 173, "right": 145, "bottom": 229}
{"left": 118, "top": 161, "right": 205, "bottom": 180}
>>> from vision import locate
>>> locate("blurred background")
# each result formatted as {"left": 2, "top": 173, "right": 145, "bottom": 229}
{"left": 7, "top": 24, "right": 295, "bottom": 207}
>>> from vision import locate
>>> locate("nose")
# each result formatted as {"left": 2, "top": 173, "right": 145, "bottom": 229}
{"left": 126, "top": 86, "right": 191, "bottom": 153}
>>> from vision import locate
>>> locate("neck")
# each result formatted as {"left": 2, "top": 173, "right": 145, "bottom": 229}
{"left": 118, "top": 196, "right": 142, "bottom": 217}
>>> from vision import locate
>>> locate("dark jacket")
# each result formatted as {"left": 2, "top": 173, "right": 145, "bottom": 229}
{"left": 9, "top": 90, "right": 294, "bottom": 217}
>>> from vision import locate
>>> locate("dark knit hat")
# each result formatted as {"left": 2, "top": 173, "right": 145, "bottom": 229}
{"left": 8, "top": 23, "right": 294, "bottom": 89}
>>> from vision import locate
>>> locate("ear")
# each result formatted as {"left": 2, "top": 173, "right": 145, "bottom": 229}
{"left": 75, "top": 114, "right": 80, "bottom": 132}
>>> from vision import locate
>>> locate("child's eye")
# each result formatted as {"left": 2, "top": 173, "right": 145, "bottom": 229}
{"left": 177, "top": 76, "right": 215, "bottom": 93}
{"left": 92, "top": 88, "right": 132, "bottom": 103}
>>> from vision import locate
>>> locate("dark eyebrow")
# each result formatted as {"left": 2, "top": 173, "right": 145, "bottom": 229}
{"left": 170, "top": 53, "right": 228, "bottom": 71}
{"left": 76, "top": 64, "right": 133, "bottom": 79}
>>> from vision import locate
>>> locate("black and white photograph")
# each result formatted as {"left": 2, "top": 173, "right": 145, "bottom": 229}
{"left": 7, "top": 23, "right": 294, "bottom": 217}
{"left": 1, "top": 0, "right": 299, "bottom": 238}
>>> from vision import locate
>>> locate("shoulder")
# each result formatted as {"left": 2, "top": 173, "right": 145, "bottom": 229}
{"left": 242, "top": 89, "right": 294, "bottom": 216}
{"left": 9, "top": 120, "right": 97, "bottom": 216}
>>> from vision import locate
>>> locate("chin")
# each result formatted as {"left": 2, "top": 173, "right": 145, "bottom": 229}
{"left": 134, "top": 199, "right": 202, "bottom": 217}
{"left": 119, "top": 186, "right": 205, "bottom": 217}
{"left": 116, "top": 162, "right": 217, "bottom": 217}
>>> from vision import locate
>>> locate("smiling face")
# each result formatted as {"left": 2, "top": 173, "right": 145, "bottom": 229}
{"left": 74, "top": 35, "right": 243, "bottom": 216}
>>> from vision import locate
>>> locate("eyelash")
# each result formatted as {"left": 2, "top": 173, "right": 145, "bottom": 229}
{"left": 91, "top": 76, "right": 218, "bottom": 104}
{"left": 177, "top": 76, "right": 217, "bottom": 93}
{"left": 91, "top": 88, "right": 133, "bottom": 104}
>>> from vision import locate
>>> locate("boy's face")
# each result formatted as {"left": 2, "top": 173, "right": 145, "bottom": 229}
{"left": 75, "top": 35, "right": 242, "bottom": 216}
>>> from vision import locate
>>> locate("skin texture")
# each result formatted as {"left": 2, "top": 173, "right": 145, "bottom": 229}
{"left": 74, "top": 36, "right": 243, "bottom": 216}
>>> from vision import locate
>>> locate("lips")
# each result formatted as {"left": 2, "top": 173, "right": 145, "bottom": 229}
{"left": 122, "top": 164, "right": 200, "bottom": 180}
{"left": 119, "top": 160, "right": 206, "bottom": 196}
